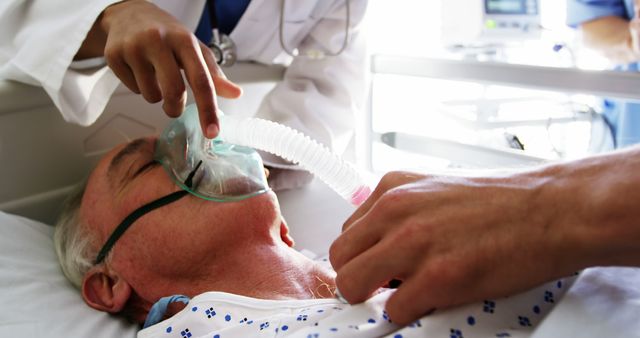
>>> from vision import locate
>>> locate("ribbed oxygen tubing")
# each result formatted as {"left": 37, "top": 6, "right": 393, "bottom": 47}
{"left": 219, "top": 115, "right": 371, "bottom": 206}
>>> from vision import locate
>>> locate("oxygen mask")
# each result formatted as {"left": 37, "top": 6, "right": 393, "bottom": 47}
{"left": 155, "top": 108, "right": 270, "bottom": 202}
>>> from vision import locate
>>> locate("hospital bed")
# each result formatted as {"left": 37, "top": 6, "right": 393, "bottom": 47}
{"left": 1, "top": 60, "right": 639, "bottom": 337}
{"left": 0, "top": 62, "right": 354, "bottom": 337}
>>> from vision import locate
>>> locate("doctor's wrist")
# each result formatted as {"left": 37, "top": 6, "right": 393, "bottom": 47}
{"left": 101, "top": 0, "right": 152, "bottom": 31}
{"left": 580, "top": 148, "right": 640, "bottom": 267}
{"left": 74, "top": 1, "right": 139, "bottom": 60}
{"left": 513, "top": 164, "right": 593, "bottom": 275}
{"left": 537, "top": 151, "right": 640, "bottom": 270}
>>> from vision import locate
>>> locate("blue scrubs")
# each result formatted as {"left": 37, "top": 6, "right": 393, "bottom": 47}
{"left": 568, "top": 0, "right": 640, "bottom": 148}
{"left": 194, "top": 0, "right": 251, "bottom": 44}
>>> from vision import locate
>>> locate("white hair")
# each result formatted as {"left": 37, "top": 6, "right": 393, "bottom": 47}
{"left": 53, "top": 179, "right": 108, "bottom": 288}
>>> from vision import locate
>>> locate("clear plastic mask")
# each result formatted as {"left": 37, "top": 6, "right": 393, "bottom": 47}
{"left": 155, "top": 108, "right": 270, "bottom": 202}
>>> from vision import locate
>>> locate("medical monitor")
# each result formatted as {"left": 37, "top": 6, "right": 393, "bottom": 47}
{"left": 441, "top": 0, "right": 541, "bottom": 47}
{"left": 485, "top": 0, "right": 538, "bottom": 15}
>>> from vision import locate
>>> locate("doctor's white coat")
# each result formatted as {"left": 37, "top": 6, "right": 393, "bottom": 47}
{"left": 0, "top": 0, "right": 367, "bottom": 161}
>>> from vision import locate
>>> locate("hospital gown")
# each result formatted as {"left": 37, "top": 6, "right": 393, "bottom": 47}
{"left": 138, "top": 276, "right": 576, "bottom": 338}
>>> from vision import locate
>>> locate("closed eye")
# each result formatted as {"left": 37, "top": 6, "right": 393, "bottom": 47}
{"left": 132, "top": 160, "right": 160, "bottom": 179}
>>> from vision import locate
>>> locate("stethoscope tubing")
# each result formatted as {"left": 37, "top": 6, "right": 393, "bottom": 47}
{"left": 207, "top": 0, "right": 351, "bottom": 63}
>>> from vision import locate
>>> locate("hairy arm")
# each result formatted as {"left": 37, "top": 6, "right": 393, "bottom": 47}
{"left": 330, "top": 146, "right": 640, "bottom": 324}
{"left": 546, "top": 147, "right": 640, "bottom": 268}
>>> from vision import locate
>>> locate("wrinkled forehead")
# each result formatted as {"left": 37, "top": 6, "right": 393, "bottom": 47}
{"left": 79, "top": 139, "right": 151, "bottom": 236}
{"left": 89, "top": 139, "right": 149, "bottom": 196}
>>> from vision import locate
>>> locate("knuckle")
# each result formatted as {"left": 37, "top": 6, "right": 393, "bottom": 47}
{"left": 391, "top": 219, "right": 424, "bottom": 240}
{"left": 423, "top": 256, "right": 465, "bottom": 287}
{"left": 380, "top": 171, "right": 427, "bottom": 190}
{"left": 379, "top": 171, "right": 399, "bottom": 188}
{"left": 141, "top": 86, "right": 162, "bottom": 103}
{"left": 122, "top": 38, "right": 144, "bottom": 58}
{"left": 374, "top": 191, "right": 404, "bottom": 214}
{"left": 145, "top": 92, "right": 162, "bottom": 103}
{"left": 169, "top": 29, "right": 196, "bottom": 48}
{"left": 163, "top": 84, "right": 186, "bottom": 101}
{"left": 163, "top": 102, "right": 181, "bottom": 117}
{"left": 103, "top": 46, "right": 123, "bottom": 65}
{"left": 328, "top": 241, "right": 343, "bottom": 268}
{"left": 382, "top": 187, "right": 405, "bottom": 202}
{"left": 376, "top": 172, "right": 404, "bottom": 195}
{"left": 141, "top": 26, "right": 163, "bottom": 42}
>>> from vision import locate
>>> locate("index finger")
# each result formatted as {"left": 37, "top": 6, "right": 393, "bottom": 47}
{"left": 175, "top": 35, "right": 219, "bottom": 139}
{"left": 636, "top": 0, "right": 640, "bottom": 18}
{"left": 342, "top": 171, "right": 425, "bottom": 231}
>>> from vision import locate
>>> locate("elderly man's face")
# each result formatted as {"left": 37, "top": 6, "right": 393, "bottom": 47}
{"left": 79, "top": 137, "right": 289, "bottom": 308}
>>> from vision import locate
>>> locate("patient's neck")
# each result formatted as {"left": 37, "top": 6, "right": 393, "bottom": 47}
{"left": 128, "top": 241, "right": 336, "bottom": 324}
{"left": 124, "top": 217, "right": 338, "bottom": 324}
{"left": 198, "top": 242, "right": 337, "bottom": 300}
{"left": 216, "top": 243, "right": 338, "bottom": 300}
{"left": 138, "top": 239, "right": 336, "bottom": 305}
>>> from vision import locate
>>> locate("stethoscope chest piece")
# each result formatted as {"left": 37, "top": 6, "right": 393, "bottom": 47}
{"left": 206, "top": 0, "right": 350, "bottom": 66}
{"left": 209, "top": 33, "right": 236, "bottom": 67}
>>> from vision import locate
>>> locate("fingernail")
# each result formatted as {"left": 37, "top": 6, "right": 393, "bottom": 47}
{"left": 335, "top": 288, "right": 349, "bottom": 304}
{"left": 207, "top": 124, "right": 219, "bottom": 139}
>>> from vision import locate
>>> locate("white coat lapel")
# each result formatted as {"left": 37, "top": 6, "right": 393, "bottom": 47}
{"left": 231, "top": 0, "right": 322, "bottom": 63}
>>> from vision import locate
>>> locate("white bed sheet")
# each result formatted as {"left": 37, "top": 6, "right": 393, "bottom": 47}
{"left": 0, "top": 211, "right": 138, "bottom": 337}
{"left": 532, "top": 267, "right": 640, "bottom": 337}
{"left": 1, "top": 179, "right": 640, "bottom": 338}
{"left": 0, "top": 178, "right": 353, "bottom": 338}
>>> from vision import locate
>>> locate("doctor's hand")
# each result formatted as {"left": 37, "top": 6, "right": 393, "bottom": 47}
{"left": 80, "top": 0, "right": 242, "bottom": 138}
{"left": 329, "top": 170, "right": 587, "bottom": 325}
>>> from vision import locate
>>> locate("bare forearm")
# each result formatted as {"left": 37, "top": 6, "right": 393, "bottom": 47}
{"left": 580, "top": 16, "right": 638, "bottom": 64}
{"left": 536, "top": 146, "right": 640, "bottom": 269}
{"left": 331, "top": 145, "right": 640, "bottom": 324}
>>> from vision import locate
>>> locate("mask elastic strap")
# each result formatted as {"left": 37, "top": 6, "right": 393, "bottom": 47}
{"left": 94, "top": 190, "right": 189, "bottom": 264}
{"left": 94, "top": 161, "right": 203, "bottom": 264}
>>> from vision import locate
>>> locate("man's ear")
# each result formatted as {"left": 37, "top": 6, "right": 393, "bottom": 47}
{"left": 81, "top": 265, "right": 132, "bottom": 313}
{"left": 280, "top": 219, "right": 295, "bottom": 247}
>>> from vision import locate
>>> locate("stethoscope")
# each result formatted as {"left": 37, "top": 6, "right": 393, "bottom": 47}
{"left": 207, "top": 0, "right": 351, "bottom": 67}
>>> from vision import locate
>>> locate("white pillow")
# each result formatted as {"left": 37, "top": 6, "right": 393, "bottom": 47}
{"left": 0, "top": 211, "right": 138, "bottom": 337}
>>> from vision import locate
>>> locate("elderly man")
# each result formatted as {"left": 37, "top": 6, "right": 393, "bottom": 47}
{"left": 53, "top": 137, "right": 572, "bottom": 337}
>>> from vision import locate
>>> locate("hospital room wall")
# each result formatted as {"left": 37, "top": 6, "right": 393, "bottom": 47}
{"left": 0, "top": 63, "right": 285, "bottom": 225}
{"left": 361, "top": 0, "right": 616, "bottom": 173}
{"left": 365, "top": 0, "right": 571, "bottom": 57}
{"left": 0, "top": 83, "right": 172, "bottom": 224}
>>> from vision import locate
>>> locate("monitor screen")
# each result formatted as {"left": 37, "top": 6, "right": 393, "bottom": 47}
{"left": 485, "top": 0, "right": 538, "bottom": 15}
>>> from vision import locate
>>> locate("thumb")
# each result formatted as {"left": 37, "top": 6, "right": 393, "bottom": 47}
{"left": 199, "top": 42, "right": 243, "bottom": 99}
{"left": 214, "top": 76, "right": 243, "bottom": 99}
